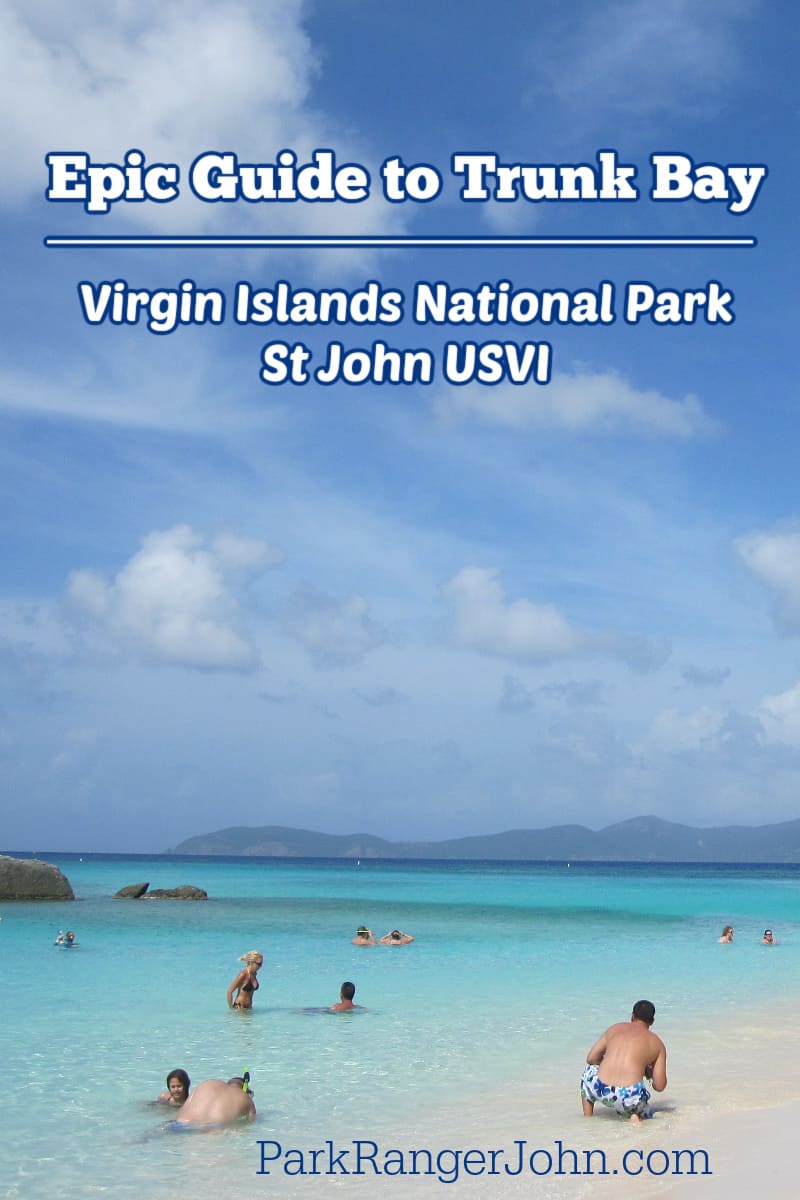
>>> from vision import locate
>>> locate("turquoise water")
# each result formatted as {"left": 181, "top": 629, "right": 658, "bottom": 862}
{"left": 2, "top": 855, "right": 798, "bottom": 1199}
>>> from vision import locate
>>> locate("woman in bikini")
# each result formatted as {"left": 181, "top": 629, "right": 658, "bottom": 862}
{"left": 227, "top": 950, "right": 264, "bottom": 1010}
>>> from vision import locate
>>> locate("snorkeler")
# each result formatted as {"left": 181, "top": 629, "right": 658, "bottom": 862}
{"left": 227, "top": 950, "right": 263, "bottom": 1009}
{"left": 352, "top": 927, "right": 376, "bottom": 946}
{"left": 379, "top": 929, "right": 414, "bottom": 945}
{"left": 170, "top": 1078, "right": 255, "bottom": 1127}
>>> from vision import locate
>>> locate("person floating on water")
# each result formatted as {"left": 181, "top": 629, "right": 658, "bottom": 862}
{"left": 580, "top": 1000, "right": 667, "bottom": 1124}
{"left": 157, "top": 1068, "right": 191, "bottom": 1106}
{"left": 352, "top": 927, "right": 376, "bottom": 946}
{"left": 379, "top": 929, "right": 414, "bottom": 945}
{"left": 227, "top": 950, "right": 263, "bottom": 1010}
{"left": 169, "top": 1077, "right": 255, "bottom": 1128}
{"left": 718, "top": 925, "right": 734, "bottom": 943}
{"left": 331, "top": 981, "right": 363, "bottom": 1012}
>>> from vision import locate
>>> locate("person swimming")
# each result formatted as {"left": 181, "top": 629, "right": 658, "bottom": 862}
{"left": 227, "top": 950, "right": 263, "bottom": 1009}
{"left": 379, "top": 929, "right": 414, "bottom": 945}
{"left": 352, "top": 927, "right": 376, "bottom": 946}
{"left": 168, "top": 1077, "right": 255, "bottom": 1129}
{"left": 157, "top": 1068, "right": 191, "bottom": 1106}
{"left": 718, "top": 925, "right": 734, "bottom": 943}
{"left": 331, "top": 981, "right": 363, "bottom": 1012}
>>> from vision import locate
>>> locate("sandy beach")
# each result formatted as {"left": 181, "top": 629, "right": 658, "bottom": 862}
{"left": 315, "top": 995, "right": 800, "bottom": 1200}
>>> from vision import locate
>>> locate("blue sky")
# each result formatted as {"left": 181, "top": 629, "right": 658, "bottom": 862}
{"left": 1, "top": 0, "right": 799, "bottom": 852}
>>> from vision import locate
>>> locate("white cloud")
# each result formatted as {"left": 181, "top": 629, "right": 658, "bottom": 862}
{"left": 736, "top": 528, "right": 800, "bottom": 633}
{"left": 443, "top": 566, "right": 668, "bottom": 671}
{"left": 434, "top": 367, "right": 714, "bottom": 437}
{"left": 282, "top": 586, "right": 387, "bottom": 667}
{"left": 756, "top": 683, "right": 800, "bottom": 748}
{"left": 65, "top": 524, "right": 278, "bottom": 669}
{"left": 647, "top": 705, "right": 726, "bottom": 753}
{"left": 444, "top": 567, "right": 586, "bottom": 660}
{"left": 1, "top": 0, "right": 403, "bottom": 239}
{"left": 0, "top": 340, "right": 291, "bottom": 433}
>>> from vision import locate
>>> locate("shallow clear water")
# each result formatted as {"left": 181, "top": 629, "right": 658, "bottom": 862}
{"left": 2, "top": 855, "right": 797, "bottom": 1199}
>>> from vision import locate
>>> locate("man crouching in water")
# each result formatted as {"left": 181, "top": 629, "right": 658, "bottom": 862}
{"left": 172, "top": 1077, "right": 255, "bottom": 1128}
{"left": 580, "top": 1000, "right": 667, "bottom": 1124}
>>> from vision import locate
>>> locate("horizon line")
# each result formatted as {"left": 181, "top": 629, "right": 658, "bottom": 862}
{"left": 43, "top": 234, "right": 757, "bottom": 250}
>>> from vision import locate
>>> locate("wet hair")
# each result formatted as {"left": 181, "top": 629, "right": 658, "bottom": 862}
{"left": 720, "top": 925, "right": 733, "bottom": 938}
{"left": 166, "top": 1068, "right": 190, "bottom": 1094}
{"left": 632, "top": 1000, "right": 655, "bottom": 1025}
{"left": 340, "top": 981, "right": 356, "bottom": 1000}
{"left": 764, "top": 929, "right": 773, "bottom": 937}
{"left": 227, "top": 1076, "right": 246, "bottom": 1088}
{"left": 356, "top": 927, "right": 370, "bottom": 937}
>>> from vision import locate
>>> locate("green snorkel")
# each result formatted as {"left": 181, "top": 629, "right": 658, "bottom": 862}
{"left": 242, "top": 1070, "right": 250, "bottom": 1093}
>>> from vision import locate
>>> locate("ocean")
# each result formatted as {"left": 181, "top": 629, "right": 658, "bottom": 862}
{"left": 2, "top": 854, "right": 798, "bottom": 1199}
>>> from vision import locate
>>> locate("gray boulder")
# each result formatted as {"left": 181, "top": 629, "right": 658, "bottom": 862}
{"left": 114, "top": 882, "right": 150, "bottom": 899}
{"left": 142, "top": 885, "right": 208, "bottom": 900}
{"left": 0, "top": 855, "right": 74, "bottom": 901}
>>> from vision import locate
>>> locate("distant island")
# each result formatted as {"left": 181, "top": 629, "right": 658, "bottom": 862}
{"left": 168, "top": 814, "right": 800, "bottom": 863}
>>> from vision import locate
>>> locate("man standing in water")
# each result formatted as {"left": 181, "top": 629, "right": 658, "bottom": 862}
{"left": 580, "top": 1000, "right": 667, "bottom": 1123}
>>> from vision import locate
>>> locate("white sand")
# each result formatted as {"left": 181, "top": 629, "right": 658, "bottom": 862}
{"left": 247, "top": 997, "right": 799, "bottom": 1198}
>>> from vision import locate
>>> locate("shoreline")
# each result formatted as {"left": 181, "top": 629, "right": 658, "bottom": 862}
{"left": 342, "top": 992, "right": 800, "bottom": 1198}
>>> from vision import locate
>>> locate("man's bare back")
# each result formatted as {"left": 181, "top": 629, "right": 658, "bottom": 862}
{"left": 586, "top": 1020, "right": 667, "bottom": 1089}
{"left": 173, "top": 1079, "right": 255, "bottom": 1127}
{"left": 581, "top": 1000, "right": 667, "bottom": 1122}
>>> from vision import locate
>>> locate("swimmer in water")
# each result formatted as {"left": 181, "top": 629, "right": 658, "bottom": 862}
{"left": 331, "top": 981, "right": 363, "bottom": 1012}
{"left": 379, "top": 929, "right": 414, "bottom": 945}
{"left": 227, "top": 950, "right": 263, "bottom": 1009}
{"left": 157, "top": 1068, "right": 191, "bottom": 1106}
{"left": 352, "top": 927, "right": 376, "bottom": 946}
{"left": 170, "top": 1078, "right": 255, "bottom": 1128}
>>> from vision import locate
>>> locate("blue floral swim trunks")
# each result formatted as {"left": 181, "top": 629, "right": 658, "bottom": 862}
{"left": 581, "top": 1063, "right": 651, "bottom": 1117}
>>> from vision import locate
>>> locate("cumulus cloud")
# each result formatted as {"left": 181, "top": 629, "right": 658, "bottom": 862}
{"left": 756, "top": 683, "right": 800, "bottom": 748}
{"left": 433, "top": 368, "right": 714, "bottom": 437}
{"left": 647, "top": 706, "right": 726, "bottom": 753}
{"left": 282, "top": 586, "right": 387, "bottom": 668}
{"left": 736, "top": 528, "right": 800, "bottom": 633}
{"left": 66, "top": 524, "right": 279, "bottom": 669}
{"left": 444, "top": 567, "right": 667, "bottom": 671}
{"left": 444, "top": 567, "right": 586, "bottom": 660}
{"left": 1, "top": 1, "right": 403, "bottom": 239}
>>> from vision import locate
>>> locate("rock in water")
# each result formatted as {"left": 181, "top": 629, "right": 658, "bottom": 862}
{"left": 113, "top": 882, "right": 150, "bottom": 898}
{"left": 143, "top": 885, "right": 208, "bottom": 900}
{"left": 0, "top": 855, "right": 74, "bottom": 900}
